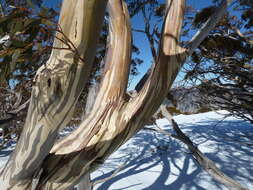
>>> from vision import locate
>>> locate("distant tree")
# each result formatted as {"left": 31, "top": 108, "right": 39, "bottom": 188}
{"left": 184, "top": 0, "right": 253, "bottom": 124}
{"left": 0, "top": 0, "right": 56, "bottom": 83}
{"left": 0, "top": 0, "right": 56, "bottom": 148}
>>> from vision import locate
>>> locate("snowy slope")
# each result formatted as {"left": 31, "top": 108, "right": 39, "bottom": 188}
{"left": 1, "top": 111, "right": 253, "bottom": 190}
{"left": 92, "top": 111, "right": 253, "bottom": 190}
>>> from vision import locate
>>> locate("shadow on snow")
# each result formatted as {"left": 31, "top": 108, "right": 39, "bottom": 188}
{"left": 93, "top": 119, "right": 253, "bottom": 190}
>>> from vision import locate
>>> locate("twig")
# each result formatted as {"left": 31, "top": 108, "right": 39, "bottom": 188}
{"left": 156, "top": 106, "right": 249, "bottom": 190}
{"left": 92, "top": 162, "right": 127, "bottom": 187}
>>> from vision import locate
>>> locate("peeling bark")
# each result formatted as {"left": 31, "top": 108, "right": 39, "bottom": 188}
{"left": 0, "top": 0, "right": 232, "bottom": 189}
{"left": 0, "top": 0, "right": 107, "bottom": 189}
{"left": 35, "top": 1, "right": 187, "bottom": 189}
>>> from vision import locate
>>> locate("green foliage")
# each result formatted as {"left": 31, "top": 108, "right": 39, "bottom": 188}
{"left": 0, "top": 0, "right": 146, "bottom": 87}
{"left": 193, "top": 6, "right": 216, "bottom": 28}
{"left": 186, "top": 1, "right": 253, "bottom": 123}
{"left": 0, "top": 2, "right": 57, "bottom": 85}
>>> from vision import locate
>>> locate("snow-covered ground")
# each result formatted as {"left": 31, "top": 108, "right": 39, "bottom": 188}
{"left": 1, "top": 111, "right": 253, "bottom": 190}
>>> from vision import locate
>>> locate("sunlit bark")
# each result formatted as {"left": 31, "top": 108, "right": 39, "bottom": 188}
{"left": 36, "top": 1, "right": 187, "bottom": 189}
{"left": 0, "top": 0, "right": 232, "bottom": 189}
{"left": 0, "top": 0, "right": 107, "bottom": 189}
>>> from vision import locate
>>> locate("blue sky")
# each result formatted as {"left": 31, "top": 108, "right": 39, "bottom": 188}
{"left": 129, "top": 0, "right": 214, "bottom": 89}
{"left": 42, "top": 0, "right": 215, "bottom": 90}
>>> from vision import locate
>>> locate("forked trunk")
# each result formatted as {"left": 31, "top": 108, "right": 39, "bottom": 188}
{"left": 0, "top": 0, "right": 232, "bottom": 189}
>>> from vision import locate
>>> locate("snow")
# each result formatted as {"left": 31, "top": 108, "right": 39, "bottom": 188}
{"left": 0, "top": 35, "right": 11, "bottom": 47}
{"left": 92, "top": 111, "right": 253, "bottom": 190}
{"left": 0, "top": 35, "right": 10, "bottom": 44}
{"left": 1, "top": 111, "right": 253, "bottom": 190}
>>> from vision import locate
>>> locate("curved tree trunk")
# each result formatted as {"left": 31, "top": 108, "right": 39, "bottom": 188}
{"left": 0, "top": 0, "right": 232, "bottom": 189}
{"left": 76, "top": 174, "right": 92, "bottom": 190}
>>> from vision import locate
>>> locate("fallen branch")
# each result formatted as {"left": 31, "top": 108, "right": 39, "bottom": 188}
{"left": 92, "top": 162, "right": 127, "bottom": 187}
{"left": 153, "top": 105, "right": 250, "bottom": 190}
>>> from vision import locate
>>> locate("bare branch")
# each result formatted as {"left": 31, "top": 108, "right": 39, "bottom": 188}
{"left": 0, "top": 87, "right": 22, "bottom": 110}
{"left": 233, "top": 27, "right": 253, "bottom": 45}
{"left": 159, "top": 107, "right": 249, "bottom": 190}
{"left": 0, "top": 2, "right": 4, "bottom": 17}
{"left": 141, "top": 7, "right": 157, "bottom": 60}
{"left": 92, "top": 161, "right": 127, "bottom": 187}
{"left": 187, "top": 0, "right": 232, "bottom": 55}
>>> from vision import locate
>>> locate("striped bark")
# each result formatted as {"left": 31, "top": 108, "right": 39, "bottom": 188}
{"left": 35, "top": 1, "right": 187, "bottom": 189}
{"left": 0, "top": 0, "right": 231, "bottom": 190}
{"left": 0, "top": 0, "right": 107, "bottom": 189}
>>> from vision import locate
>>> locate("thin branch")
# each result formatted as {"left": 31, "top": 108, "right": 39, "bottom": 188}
{"left": 187, "top": 0, "right": 232, "bottom": 55}
{"left": 9, "top": 99, "right": 29, "bottom": 114}
{"left": 53, "top": 31, "right": 86, "bottom": 64}
{"left": 233, "top": 27, "right": 253, "bottom": 45}
{"left": 141, "top": 7, "right": 157, "bottom": 60}
{"left": 92, "top": 162, "right": 127, "bottom": 187}
{"left": 132, "top": 28, "right": 146, "bottom": 33}
{"left": 159, "top": 106, "right": 249, "bottom": 190}
{"left": 0, "top": 2, "right": 4, "bottom": 17}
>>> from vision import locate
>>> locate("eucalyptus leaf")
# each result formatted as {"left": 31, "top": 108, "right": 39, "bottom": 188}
{"left": 12, "top": 39, "right": 25, "bottom": 48}
{"left": 41, "top": 18, "right": 54, "bottom": 26}
{"left": 10, "top": 49, "right": 20, "bottom": 72}
{"left": 26, "top": 0, "right": 35, "bottom": 9}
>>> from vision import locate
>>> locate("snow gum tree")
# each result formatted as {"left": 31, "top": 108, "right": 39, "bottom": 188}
{"left": 0, "top": 0, "right": 232, "bottom": 189}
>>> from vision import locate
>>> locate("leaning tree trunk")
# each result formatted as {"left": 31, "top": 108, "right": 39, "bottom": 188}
{"left": 0, "top": 0, "right": 232, "bottom": 189}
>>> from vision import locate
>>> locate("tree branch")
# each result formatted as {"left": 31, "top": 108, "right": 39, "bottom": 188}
{"left": 233, "top": 27, "right": 253, "bottom": 45}
{"left": 94, "top": 0, "right": 132, "bottom": 103}
{"left": 0, "top": 2, "right": 4, "bottom": 17}
{"left": 126, "top": 0, "right": 187, "bottom": 128}
{"left": 50, "top": 0, "right": 132, "bottom": 156}
{"left": 159, "top": 106, "right": 249, "bottom": 190}
{"left": 187, "top": 0, "right": 232, "bottom": 55}
{"left": 141, "top": 7, "right": 157, "bottom": 60}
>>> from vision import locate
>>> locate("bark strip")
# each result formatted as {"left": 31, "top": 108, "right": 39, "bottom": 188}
{"left": 0, "top": 0, "right": 107, "bottom": 189}
{"left": 50, "top": 0, "right": 132, "bottom": 155}
{"left": 0, "top": 0, "right": 232, "bottom": 189}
